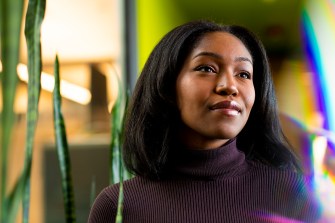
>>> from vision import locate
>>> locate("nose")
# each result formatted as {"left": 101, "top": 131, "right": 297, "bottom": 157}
{"left": 215, "top": 75, "right": 238, "bottom": 96}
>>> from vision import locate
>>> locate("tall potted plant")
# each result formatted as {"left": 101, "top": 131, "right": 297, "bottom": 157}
{"left": 1, "top": 0, "right": 127, "bottom": 222}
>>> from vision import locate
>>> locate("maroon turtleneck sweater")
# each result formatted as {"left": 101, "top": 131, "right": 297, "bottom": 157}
{"left": 88, "top": 139, "right": 320, "bottom": 223}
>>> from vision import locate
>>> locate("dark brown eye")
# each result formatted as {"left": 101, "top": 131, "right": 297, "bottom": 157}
{"left": 195, "top": 65, "right": 215, "bottom": 73}
{"left": 238, "top": 72, "right": 251, "bottom": 79}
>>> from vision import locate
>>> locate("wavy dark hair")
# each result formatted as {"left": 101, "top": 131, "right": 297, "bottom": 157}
{"left": 123, "top": 20, "right": 301, "bottom": 179}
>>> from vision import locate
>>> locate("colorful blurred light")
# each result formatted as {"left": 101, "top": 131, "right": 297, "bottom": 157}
{"left": 301, "top": 0, "right": 335, "bottom": 221}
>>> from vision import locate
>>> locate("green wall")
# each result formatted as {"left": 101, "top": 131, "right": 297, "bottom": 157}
{"left": 136, "top": 0, "right": 304, "bottom": 71}
{"left": 136, "top": 0, "right": 186, "bottom": 70}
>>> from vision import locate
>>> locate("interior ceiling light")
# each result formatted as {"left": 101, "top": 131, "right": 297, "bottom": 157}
{"left": 16, "top": 63, "right": 92, "bottom": 105}
{"left": 0, "top": 61, "right": 91, "bottom": 105}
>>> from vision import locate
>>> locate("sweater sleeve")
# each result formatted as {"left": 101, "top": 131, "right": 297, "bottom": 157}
{"left": 87, "top": 186, "right": 119, "bottom": 223}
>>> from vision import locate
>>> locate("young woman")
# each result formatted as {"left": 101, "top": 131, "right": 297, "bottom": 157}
{"left": 88, "top": 20, "right": 320, "bottom": 223}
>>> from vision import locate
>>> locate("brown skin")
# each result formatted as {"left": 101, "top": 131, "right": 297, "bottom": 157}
{"left": 176, "top": 32, "right": 255, "bottom": 150}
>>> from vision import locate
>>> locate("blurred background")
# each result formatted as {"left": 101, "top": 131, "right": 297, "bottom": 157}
{"left": 1, "top": 0, "right": 335, "bottom": 222}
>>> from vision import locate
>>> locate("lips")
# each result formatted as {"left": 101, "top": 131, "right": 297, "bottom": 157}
{"left": 209, "top": 100, "right": 242, "bottom": 113}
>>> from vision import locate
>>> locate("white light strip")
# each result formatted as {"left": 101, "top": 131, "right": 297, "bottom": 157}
{"left": 312, "top": 136, "right": 327, "bottom": 173}
{"left": 16, "top": 63, "right": 91, "bottom": 105}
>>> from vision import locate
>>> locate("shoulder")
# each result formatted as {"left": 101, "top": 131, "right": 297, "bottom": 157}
{"left": 248, "top": 161, "right": 321, "bottom": 221}
{"left": 249, "top": 161, "right": 308, "bottom": 180}
{"left": 88, "top": 176, "right": 149, "bottom": 223}
{"left": 87, "top": 184, "right": 119, "bottom": 223}
{"left": 248, "top": 161, "right": 314, "bottom": 191}
{"left": 88, "top": 181, "right": 126, "bottom": 223}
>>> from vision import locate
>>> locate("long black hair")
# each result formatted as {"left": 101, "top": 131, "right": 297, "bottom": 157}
{"left": 123, "top": 20, "right": 301, "bottom": 179}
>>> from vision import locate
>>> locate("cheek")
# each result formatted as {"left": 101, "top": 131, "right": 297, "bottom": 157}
{"left": 176, "top": 77, "right": 203, "bottom": 109}
{"left": 177, "top": 88, "right": 197, "bottom": 112}
{"left": 245, "top": 87, "right": 255, "bottom": 111}
{"left": 176, "top": 80, "right": 187, "bottom": 110}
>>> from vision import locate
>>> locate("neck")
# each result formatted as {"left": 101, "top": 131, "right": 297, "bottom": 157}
{"left": 177, "top": 127, "right": 232, "bottom": 149}
{"left": 167, "top": 138, "right": 249, "bottom": 180}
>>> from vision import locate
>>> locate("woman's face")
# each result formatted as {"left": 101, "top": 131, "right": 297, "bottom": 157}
{"left": 176, "top": 32, "right": 255, "bottom": 149}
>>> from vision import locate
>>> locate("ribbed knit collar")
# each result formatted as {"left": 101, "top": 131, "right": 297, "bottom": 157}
{"left": 168, "top": 138, "right": 249, "bottom": 180}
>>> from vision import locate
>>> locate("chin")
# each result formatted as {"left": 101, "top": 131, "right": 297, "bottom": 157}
{"left": 212, "top": 133, "right": 238, "bottom": 141}
{"left": 220, "top": 126, "right": 244, "bottom": 138}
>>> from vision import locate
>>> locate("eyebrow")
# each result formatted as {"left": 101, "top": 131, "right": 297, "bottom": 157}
{"left": 193, "top": 51, "right": 253, "bottom": 65}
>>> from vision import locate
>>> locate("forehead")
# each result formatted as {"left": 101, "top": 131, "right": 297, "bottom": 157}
{"left": 190, "top": 32, "right": 252, "bottom": 60}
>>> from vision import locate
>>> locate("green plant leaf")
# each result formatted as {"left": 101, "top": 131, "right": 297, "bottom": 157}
{"left": 6, "top": 173, "right": 26, "bottom": 223}
{"left": 89, "top": 176, "right": 96, "bottom": 209}
{"left": 0, "top": 0, "right": 24, "bottom": 222}
{"left": 122, "top": 89, "right": 132, "bottom": 181}
{"left": 22, "top": 0, "right": 46, "bottom": 222}
{"left": 110, "top": 74, "right": 125, "bottom": 185}
{"left": 110, "top": 74, "right": 134, "bottom": 223}
{"left": 115, "top": 181, "right": 123, "bottom": 223}
{"left": 114, "top": 124, "right": 125, "bottom": 223}
{"left": 53, "top": 55, "right": 76, "bottom": 223}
